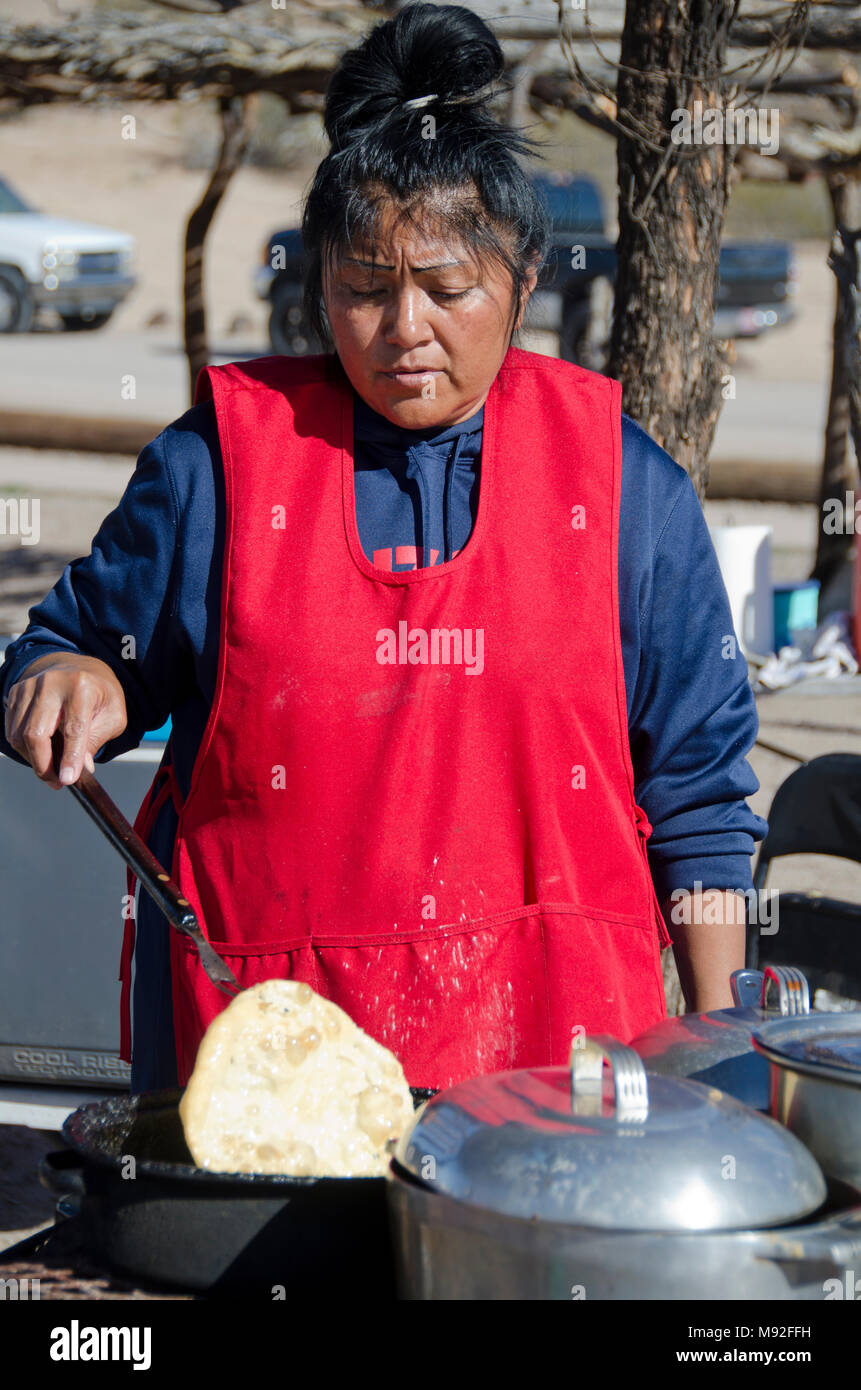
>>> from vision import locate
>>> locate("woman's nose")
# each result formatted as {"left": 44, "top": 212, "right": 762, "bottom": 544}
{"left": 383, "top": 289, "right": 433, "bottom": 345}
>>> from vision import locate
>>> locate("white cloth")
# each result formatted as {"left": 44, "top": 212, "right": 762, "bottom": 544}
{"left": 753, "top": 611, "right": 859, "bottom": 692}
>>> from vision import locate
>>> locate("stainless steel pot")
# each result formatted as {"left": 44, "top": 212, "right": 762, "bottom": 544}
{"left": 386, "top": 1036, "right": 861, "bottom": 1300}
{"left": 630, "top": 965, "right": 811, "bottom": 1109}
{"left": 753, "top": 1012, "right": 861, "bottom": 1202}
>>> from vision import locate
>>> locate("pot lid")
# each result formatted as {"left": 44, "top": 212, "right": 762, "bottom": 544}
{"left": 752, "top": 1013, "right": 861, "bottom": 1084}
{"left": 629, "top": 967, "right": 812, "bottom": 1108}
{"left": 632, "top": 966, "right": 811, "bottom": 1064}
{"left": 394, "top": 1036, "right": 826, "bottom": 1232}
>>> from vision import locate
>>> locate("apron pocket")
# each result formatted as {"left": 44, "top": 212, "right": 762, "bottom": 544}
{"left": 539, "top": 909, "right": 667, "bottom": 1061}
{"left": 170, "top": 904, "right": 666, "bottom": 1089}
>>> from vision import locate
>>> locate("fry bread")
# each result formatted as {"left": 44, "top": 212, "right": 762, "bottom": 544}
{"left": 179, "top": 980, "right": 414, "bottom": 1176}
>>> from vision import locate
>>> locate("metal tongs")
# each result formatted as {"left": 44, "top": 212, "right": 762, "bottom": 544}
{"left": 51, "top": 732, "right": 241, "bottom": 998}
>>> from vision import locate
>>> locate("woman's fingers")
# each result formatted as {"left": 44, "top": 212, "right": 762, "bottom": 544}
{"left": 5, "top": 659, "right": 127, "bottom": 788}
{"left": 26, "top": 677, "right": 96, "bottom": 788}
{"left": 9, "top": 700, "right": 55, "bottom": 789}
{"left": 9, "top": 684, "right": 64, "bottom": 786}
{"left": 56, "top": 701, "right": 96, "bottom": 784}
{"left": 56, "top": 670, "right": 118, "bottom": 785}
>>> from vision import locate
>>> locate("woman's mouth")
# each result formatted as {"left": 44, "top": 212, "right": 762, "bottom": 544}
{"left": 380, "top": 368, "right": 442, "bottom": 386}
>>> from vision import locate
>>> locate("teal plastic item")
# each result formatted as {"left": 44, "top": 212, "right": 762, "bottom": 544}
{"left": 142, "top": 717, "right": 171, "bottom": 743}
{"left": 772, "top": 581, "right": 819, "bottom": 650}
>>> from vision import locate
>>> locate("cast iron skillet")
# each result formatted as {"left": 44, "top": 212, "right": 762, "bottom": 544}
{"left": 42, "top": 1087, "right": 436, "bottom": 1297}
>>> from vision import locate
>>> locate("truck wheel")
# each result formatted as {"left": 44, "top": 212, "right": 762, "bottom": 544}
{"left": 59, "top": 312, "right": 113, "bottom": 331}
{"left": 269, "top": 281, "right": 319, "bottom": 356}
{"left": 0, "top": 268, "right": 34, "bottom": 333}
{"left": 560, "top": 287, "right": 611, "bottom": 372}
{"left": 559, "top": 295, "right": 592, "bottom": 366}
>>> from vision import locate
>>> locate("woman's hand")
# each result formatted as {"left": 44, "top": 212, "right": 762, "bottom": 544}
{"left": 3, "top": 652, "right": 128, "bottom": 789}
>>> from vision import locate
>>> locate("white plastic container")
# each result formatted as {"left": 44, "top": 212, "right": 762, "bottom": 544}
{"left": 710, "top": 524, "right": 774, "bottom": 658}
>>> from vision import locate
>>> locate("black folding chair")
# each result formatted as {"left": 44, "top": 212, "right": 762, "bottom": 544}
{"left": 749, "top": 753, "right": 861, "bottom": 1000}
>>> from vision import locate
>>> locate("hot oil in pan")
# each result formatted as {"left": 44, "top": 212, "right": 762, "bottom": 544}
{"left": 72, "top": 1086, "right": 435, "bottom": 1176}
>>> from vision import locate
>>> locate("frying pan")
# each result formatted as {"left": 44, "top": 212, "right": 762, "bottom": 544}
{"left": 42, "top": 1087, "right": 435, "bottom": 1296}
{"left": 50, "top": 732, "right": 239, "bottom": 997}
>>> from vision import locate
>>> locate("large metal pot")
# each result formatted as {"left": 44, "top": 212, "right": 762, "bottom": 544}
{"left": 630, "top": 965, "right": 811, "bottom": 1109}
{"left": 386, "top": 1036, "right": 861, "bottom": 1300}
{"left": 753, "top": 1012, "right": 861, "bottom": 1202}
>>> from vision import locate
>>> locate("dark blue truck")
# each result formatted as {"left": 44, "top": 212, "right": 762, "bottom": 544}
{"left": 254, "top": 171, "right": 797, "bottom": 367}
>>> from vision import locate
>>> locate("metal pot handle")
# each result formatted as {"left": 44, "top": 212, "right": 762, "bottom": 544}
{"left": 755, "top": 1209, "right": 861, "bottom": 1278}
{"left": 761, "top": 965, "right": 810, "bottom": 1016}
{"left": 730, "top": 968, "right": 764, "bottom": 1008}
{"left": 39, "top": 1149, "right": 86, "bottom": 1196}
{"left": 569, "top": 1035, "right": 649, "bottom": 1121}
{"left": 729, "top": 966, "right": 811, "bottom": 1014}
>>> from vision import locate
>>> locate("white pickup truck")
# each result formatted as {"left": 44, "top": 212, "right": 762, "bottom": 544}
{"left": 0, "top": 175, "right": 136, "bottom": 332}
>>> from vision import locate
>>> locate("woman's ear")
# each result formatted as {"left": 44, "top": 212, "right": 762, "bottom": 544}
{"left": 513, "top": 258, "right": 541, "bottom": 335}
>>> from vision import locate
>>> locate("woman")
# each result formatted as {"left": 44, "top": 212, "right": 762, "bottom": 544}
{"left": 1, "top": 4, "right": 766, "bottom": 1092}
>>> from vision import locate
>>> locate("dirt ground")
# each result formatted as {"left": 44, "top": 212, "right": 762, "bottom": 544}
{"left": 0, "top": 1127, "right": 58, "bottom": 1250}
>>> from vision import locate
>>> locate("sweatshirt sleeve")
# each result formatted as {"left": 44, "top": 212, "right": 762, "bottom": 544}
{"left": 0, "top": 407, "right": 209, "bottom": 767}
{"left": 619, "top": 416, "right": 768, "bottom": 901}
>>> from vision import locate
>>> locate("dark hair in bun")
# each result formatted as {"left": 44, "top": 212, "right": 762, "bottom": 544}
{"left": 301, "top": 2, "right": 550, "bottom": 350}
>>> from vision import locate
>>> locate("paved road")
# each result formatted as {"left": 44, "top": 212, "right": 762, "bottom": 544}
{"left": 0, "top": 326, "right": 255, "bottom": 426}
{"left": 0, "top": 325, "right": 830, "bottom": 467}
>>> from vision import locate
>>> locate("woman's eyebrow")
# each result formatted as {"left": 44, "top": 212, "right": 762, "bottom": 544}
{"left": 341, "top": 258, "right": 466, "bottom": 271}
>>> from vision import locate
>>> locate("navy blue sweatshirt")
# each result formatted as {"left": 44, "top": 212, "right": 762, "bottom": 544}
{"left": 0, "top": 386, "right": 767, "bottom": 1089}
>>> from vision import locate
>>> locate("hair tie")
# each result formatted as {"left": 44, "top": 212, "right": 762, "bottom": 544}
{"left": 328, "top": 83, "right": 498, "bottom": 155}
{"left": 402, "top": 93, "right": 439, "bottom": 111}
{"left": 401, "top": 84, "right": 498, "bottom": 114}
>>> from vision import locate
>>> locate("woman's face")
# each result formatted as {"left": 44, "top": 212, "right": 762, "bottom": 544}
{"left": 322, "top": 205, "right": 537, "bottom": 428}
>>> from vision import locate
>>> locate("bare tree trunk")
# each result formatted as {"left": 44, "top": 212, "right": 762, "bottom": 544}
{"left": 607, "top": 1, "right": 740, "bottom": 498}
{"left": 183, "top": 95, "right": 253, "bottom": 403}
{"left": 812, "top": 173, "right": 861, "bottom": 589}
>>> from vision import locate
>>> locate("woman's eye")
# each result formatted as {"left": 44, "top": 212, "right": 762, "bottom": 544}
{"left": 345, "top": 286, "right": 470, "bottom": 301}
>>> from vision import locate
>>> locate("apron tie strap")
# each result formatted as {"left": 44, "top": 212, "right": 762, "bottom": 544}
{"left": 119, "top": 757, "right": 181, "bottom": 1062}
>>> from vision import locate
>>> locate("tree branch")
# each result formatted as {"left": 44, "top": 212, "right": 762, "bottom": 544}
{"left": 183, "top": 94, "right": 253, "bottom": 403}
{"left": 0, "top": 13, "right": 349, "bottom": 108}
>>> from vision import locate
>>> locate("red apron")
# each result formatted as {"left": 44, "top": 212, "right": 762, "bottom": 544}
{"left": 121, "top": 345, "right": 671, "bottom": 1088}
